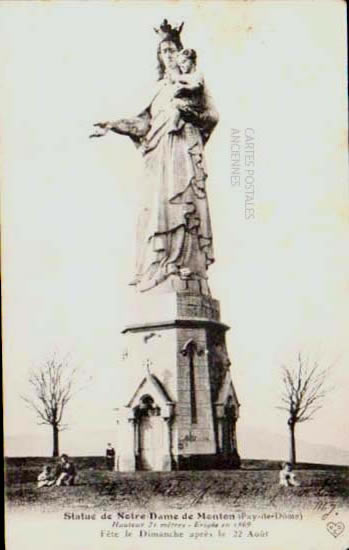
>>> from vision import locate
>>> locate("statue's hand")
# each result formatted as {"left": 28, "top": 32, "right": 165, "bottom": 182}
{"left": 173, "top": 83, "right": 183, "bottom": 97}
{"left": 89, "top": 122, "right": 110, "bottom": 138}
{"left": 178, "top": 105, "right": 195, "bottom": 121}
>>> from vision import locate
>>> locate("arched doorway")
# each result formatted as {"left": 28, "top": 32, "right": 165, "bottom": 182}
{"left": 117, "top": 370, "right": 174, "bottom": 471}
{"left": 136, "top": 395, "right": 166, "bottom": 471}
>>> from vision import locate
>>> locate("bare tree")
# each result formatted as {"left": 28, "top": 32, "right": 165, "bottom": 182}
{"left": 22, "top": 355, "right": 80, "bottom": 457}
{"left": 278, "top": 352, "right": 332, "bottom": 465}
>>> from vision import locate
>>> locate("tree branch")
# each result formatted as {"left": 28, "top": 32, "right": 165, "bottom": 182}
{"left": 21, "top": 356, "right": 83, "bottom": 437}
{"left": 278, "top": 352, "right": 333, "bottom": 426}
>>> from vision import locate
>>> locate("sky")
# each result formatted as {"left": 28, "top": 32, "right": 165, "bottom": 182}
{"left": 1, "top": 0, "right": 348, "bottom": 462}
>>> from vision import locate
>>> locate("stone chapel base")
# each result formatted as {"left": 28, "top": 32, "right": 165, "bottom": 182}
{"left": 116, "top": 291, "right": 240, "bottom": 471}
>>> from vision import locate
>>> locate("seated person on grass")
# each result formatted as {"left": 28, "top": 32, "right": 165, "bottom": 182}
{"left": 279, "top": 462, "right": 300, "bottom": 487}
{"left": 55, "top": 454, "right": 77, "bottom": 486}
{"left": 37, "top": 464, "right": 56, "bottom": 488}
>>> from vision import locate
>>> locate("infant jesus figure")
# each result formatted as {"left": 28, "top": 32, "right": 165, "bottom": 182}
{"left": 169, "top": 48, "right": 206, "bottom": 133}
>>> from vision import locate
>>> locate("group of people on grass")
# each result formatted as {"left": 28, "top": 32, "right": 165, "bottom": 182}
{"left": 37, "top": 444, "right": 116, "bottom": 488}
{"left": 37, "top": 454, "right": 76, "bottom": 488}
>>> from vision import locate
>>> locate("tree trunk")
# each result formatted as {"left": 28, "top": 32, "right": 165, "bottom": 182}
{"left": 288, "top": 420, "right": 296, "bottom": 465}
{"left": 52, "top": 424, "right": 59, "bottom": 457}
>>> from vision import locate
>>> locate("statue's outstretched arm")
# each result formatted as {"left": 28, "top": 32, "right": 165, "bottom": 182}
{"left": 90, "top": 108, "right": 151, "bottom": 146}
{"left": 109, "top": 113, "right": 151, "bottom": 143}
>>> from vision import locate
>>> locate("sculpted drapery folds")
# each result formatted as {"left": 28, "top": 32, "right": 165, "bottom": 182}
{"left": 92, "top": 20, "right": 219, "bottom": 295}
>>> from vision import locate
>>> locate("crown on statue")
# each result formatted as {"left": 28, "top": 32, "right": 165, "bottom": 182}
{"left": 154, "top": 19, "right": 184, "bottom": 43}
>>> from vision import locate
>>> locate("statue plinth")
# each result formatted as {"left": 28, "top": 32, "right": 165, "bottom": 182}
{"left": 116, "top": 292, "right": 240, "bottom": 471}
{"left": 123, "top": 291, "right": 222, "bottom": 327}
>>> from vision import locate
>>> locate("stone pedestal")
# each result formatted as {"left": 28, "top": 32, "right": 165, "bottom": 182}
{"left": 115, "top": 292, "right": 240, "bottom": 471}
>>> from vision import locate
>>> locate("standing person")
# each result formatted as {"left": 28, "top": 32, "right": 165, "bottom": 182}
{"left": 55, "top": 454, "right": 76, "bottom": 486}
{"left": 106, "top": 443, "right": 115, "bottom": 471}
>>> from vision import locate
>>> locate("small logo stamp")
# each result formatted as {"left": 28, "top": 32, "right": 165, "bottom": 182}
{"left": 326, "top": 521, "right": 345, "bottom": 538}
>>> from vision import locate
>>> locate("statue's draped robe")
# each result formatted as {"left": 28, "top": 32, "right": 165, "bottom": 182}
{"left": 130, "top": 77, "right": 218, "bottom": 294}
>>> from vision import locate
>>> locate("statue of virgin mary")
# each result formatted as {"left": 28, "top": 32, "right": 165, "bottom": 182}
{"left": 92, "top": 20, "right": 219, "bottom": 296}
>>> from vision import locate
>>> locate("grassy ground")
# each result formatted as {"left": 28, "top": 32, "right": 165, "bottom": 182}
{"left": 5, "top": 457, "right": 349, "bottom": 512}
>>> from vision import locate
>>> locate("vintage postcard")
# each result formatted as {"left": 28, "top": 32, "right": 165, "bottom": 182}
{"left": 2, "top": 1, "right": 348, "bottom": 549}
